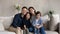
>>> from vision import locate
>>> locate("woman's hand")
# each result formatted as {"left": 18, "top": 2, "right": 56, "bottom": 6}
{"left": 24, "top": 25, "right": 27, "bottom": 29}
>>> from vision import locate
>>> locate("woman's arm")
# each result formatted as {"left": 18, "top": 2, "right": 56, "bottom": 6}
{"left": 24, "top": 25, "right": 27, "bottom": 29}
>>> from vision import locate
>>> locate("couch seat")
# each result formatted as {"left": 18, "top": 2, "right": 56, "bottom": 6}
{"left": 0, "top": 31, "right": 16, "bottom": 34}
{"left": 29, "top": 31, "right": 58, "bottom": 34}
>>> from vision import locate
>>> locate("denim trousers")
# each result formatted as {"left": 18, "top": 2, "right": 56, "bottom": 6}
{"left": 28, "top": 27, "right": 46, "bottom": 34}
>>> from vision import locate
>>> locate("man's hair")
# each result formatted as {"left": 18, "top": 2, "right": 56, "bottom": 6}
{"left": 36, "top": 11, "right": 41, "bottom": 16}
{"left": 22, "top": 6, "right": 27, "bottom": 9}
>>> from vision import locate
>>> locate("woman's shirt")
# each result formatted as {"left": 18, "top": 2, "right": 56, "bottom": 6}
{"left": 22, "top": 19, "right": 32, "bottom": 28}
{"left": 30, "top": 15, "right": 36, "bottom": 23}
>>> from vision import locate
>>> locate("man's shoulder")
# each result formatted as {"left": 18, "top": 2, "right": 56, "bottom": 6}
{"left": 16, "top": 13, "right": 21, "bottom": 15}
{"left": 15, "top": 13, "right": 21, "bottom": 16}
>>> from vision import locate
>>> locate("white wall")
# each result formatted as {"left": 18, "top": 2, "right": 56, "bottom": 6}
{"left": 48, "top": 0, "right": 60, "bottom": 14}
{"left": 0, "top": 0, "right": 60, "bottom": 16}
{"left": 0, "top": 0, "right": 18, "bottom": 16}
{"left": 18, "top": 0, "right": 49, "bottom": 15}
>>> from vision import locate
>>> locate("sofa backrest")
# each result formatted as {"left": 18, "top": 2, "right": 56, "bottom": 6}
{"left": 0, "top": 16, "right": 14, "bottom": 30}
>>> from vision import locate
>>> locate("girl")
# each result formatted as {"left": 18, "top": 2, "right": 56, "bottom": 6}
{"left": 28, "top": 7, "right": 36, "bottom": 23}
{"left": 22, "top": 12, "right": 33, "bottom": 33}
{"left": 32, "top": 11, "right": 46, "bottom": 34}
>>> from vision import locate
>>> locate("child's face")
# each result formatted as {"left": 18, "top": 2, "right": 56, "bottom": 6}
{"left": 26, "top": 14, "right": 30, "bottom": 19}
{"left": 36, "top": 14, "right": 40, "bottom": 19}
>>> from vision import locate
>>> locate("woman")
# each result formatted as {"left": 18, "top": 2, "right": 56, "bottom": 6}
{"left": 28, "top": 7, "right": 36, "bottom": 22}
{"left": 32, "top": 11, "right": 46, "bottom": 34}
{"left": 22, "top": 12, "right": 33, "bottom": 33}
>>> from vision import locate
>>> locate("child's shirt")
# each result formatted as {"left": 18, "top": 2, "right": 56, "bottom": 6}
{"left": 32, "top": 18, "right": 42, "bottom": 26}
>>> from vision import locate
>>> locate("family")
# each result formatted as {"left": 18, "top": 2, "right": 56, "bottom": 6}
{"left": 9, "top": 6, "right": 46, "bottom": 34}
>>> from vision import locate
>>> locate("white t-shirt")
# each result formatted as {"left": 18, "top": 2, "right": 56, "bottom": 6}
{"left": 35, "top": 19, "right": 40, "bottom": 26}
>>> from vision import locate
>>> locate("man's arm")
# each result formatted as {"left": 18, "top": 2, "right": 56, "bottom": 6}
{"left": 11, "top": 14, "right": 18, "bottom": 28}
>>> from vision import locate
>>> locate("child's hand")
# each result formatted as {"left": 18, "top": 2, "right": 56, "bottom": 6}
{"left": 35, "top": 25, "right": 40, "bottom": 29}
{"left": 38, "top": 24, "right": 43, "bottom": 28}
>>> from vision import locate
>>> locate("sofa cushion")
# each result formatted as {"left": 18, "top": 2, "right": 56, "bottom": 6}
{"left": 0, "top": 16, "right": 14, "bottom": 29}
{"left": 0, "top": 31, "right": 15, "bottom": 34}
{"left": 45, "top": 31, "right": 58, "bottom": 34}
{"left": 29, "top": 31, "right": 58, "bottom": 34}
{"left": 41, "top": 15, "right": 50, "bottom": 23}
{"left": 0, "top": 20, "right": 5, "bottom": 31}
{"left": 41, "top": 15, "right": 50, "bottom": 30}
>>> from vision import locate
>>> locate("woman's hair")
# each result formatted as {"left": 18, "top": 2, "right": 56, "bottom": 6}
{"left": 36, "top": 11, "right": 41, "bottom": 16}
{"left": 28, "top": 7, "right": 36, "bottom": 14}
{"left": 24, "top": 12, "right": 31, "bottom": 19}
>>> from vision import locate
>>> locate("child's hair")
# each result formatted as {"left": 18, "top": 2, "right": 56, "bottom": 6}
{"left": 36, "top": 11, "right": 41, "bottom": 16}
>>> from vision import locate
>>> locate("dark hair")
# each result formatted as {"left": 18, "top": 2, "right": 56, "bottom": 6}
{"left": 24, "top": 12, "right": 31, "bottom": 19}
{"left": 22, "top": 6, "right": 27, "bottom": 9}
{"left": 36, "top": 11, "right": 41, "bottom": 16}
{"left": 28, "top": 7, "right": 36, "bottom": 14}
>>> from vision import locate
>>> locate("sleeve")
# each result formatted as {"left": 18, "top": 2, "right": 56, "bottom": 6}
{"left": 40, "top": 19, "right": 43, "bottom": 27}
{"left": 11, "top": 14, "right": 18, "bottom": 28}
{"left": 32, "top": 20, "right": 36, "bottom": 26}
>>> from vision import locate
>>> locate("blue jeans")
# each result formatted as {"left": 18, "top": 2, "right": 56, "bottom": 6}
{"left": 34, "top": 27, "right": 46, "bottom": 34}
{"left": 28, "top": 27, "right": 34, "bottom": 32}
{"left": 28, "top": 27, "right": 46, "bottom": 34}
{"left": 34, "top": 28, "right": 40, "bottom": 34}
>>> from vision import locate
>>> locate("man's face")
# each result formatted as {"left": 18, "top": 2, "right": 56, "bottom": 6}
{"left": 22, "top": 8, "right": 28, "bottom": 15}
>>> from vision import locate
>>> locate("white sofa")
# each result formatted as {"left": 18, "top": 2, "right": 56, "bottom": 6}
{"left": 0, "top": 15, "right": 59, "bottom": 34}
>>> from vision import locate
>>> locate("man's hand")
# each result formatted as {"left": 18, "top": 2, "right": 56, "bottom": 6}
{"left": 17, "top": 27, "right": 21, "bottom": 30}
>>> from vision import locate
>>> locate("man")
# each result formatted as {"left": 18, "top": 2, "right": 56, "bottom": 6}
{"left": 9, "top": 6, "right": 28, "bottom": 34}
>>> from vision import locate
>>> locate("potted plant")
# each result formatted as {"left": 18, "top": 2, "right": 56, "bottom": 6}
{"left": 15, "top": 4, "right": 20, "bottom": 12}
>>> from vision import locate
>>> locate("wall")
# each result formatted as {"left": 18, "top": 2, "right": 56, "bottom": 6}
{"left": 48, "top": 0, "right": 60, "bottom": 14}
{"left": 18, "top": 0, "right": 49, "bottom": 15}
{"left": 0, "top": 0, "right": 18, "bottom": 16}
{"left": 0, "top": 0, "right": 60, "bottom": 16}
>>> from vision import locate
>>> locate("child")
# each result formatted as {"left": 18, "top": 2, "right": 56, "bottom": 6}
{"left": 32, "top": 11, "right": 46, "bottom": 34}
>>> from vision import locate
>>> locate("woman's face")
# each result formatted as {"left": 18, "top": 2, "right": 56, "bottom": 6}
{"left": 36, "top": 14, "right": 40, "bottom": 19}
{"left": 29, "top": 8, "right": 35, "bottom": 14}
{"left": 26, "top": 13, "right": 30, "bottom": 19}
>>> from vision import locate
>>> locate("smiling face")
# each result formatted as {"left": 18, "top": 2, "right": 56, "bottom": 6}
{"left": 21, "top": 8, "right": 28, "bottom": 15}
{"left": 36, "top": 14, "right": 40, "bottom": 19}
{"left": 26, "top": 13, "right": 30, "bottom": 19}
{"left": 36, "top": 11, "right": 41, "bottom": 19}
{"left": 29, "top": 7, "right": 35, "bottom": 15}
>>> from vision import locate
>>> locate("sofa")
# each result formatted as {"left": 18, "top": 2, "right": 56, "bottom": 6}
{"left": 0, "top": 15, "right": 59, "bottom": 34}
